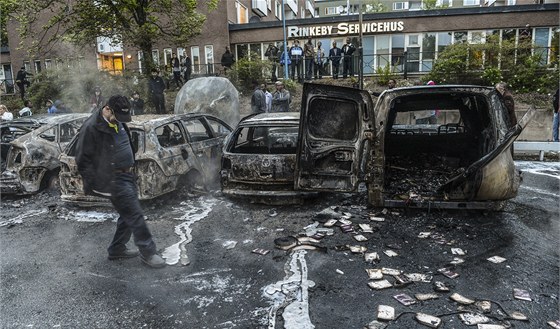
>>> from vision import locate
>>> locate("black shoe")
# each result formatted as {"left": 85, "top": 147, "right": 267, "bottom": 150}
{"left": 108, "top": 249, "right": 140, "bottom": 260}
{"left": 141, "top": 254, "right": 166, "bottom": 268}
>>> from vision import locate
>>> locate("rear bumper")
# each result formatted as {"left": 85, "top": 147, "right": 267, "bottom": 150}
{"left": 383, "top": 199, "right": 506, "bottom": 210}
{"left": 0, "top": 171, "right": 24, "bottom": 194}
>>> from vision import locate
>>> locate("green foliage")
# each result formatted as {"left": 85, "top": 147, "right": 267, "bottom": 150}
{"left": 0, "top": 95, "right": 24, "bottom": 113}
{"left": 375, "top": 63, "right": 397, "bottom": 86}
{"left": 281, "top": 79, "right": 298, "bottom": 93}
{"left": 226, "top": 53, "right": 271, "bottom": 92}
{"left": 364, "top": 1, "right": 387, "bottom": 13}
{"left": 481, "top": 67, "right": 503, "bottom": 86}
{"left": 13, "top": 0, "right": 218, "bottom": 75}
{"left": 27, "top": 66, "right": 148, "bottom": 114}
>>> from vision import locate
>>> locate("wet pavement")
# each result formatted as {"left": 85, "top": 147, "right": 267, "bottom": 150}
{"left": 0, "top": 161, "right": 558, "bottom": 329}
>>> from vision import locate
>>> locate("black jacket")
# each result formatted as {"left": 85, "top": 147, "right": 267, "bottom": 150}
{"left": 76, "top": 110, "right": 134, "bottom": 196}
{"left": 553, "top": 88, "right": 559, "bottom": 114}
{"left": 148, "top": 76, "right": 166, "bottom": 95}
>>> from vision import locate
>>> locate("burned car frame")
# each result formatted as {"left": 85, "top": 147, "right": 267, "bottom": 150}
{"left": 1, "top": 114, "right": 89, "bottom": 195}
{"left": 59, "top": 113, "right": 232, "bottom": 204}
{"left": 295, "top": 84, "right": 534, "bottom": 210}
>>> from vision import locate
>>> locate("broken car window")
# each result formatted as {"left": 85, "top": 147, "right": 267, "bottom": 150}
{"left": 182, "top": 118, "right": 212, "bottom": 142}
{"left": 155, "top": 122, "right": 186, "bottom": 148}
{"left": 307, "top": 98, "right": 358, "bottom": 141}
{"left": 229, "top": 126, "right": 299, "bottom": 154}
{"left": 206, "top": 118, "right": 232, "bottom": 138}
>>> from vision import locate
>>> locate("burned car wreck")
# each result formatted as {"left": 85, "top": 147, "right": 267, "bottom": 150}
{"left": 223, "top": 84, "right": 534, "bottom": 210}
{"left": 59, "top": 113, "right": 232, "bottom": 204}
{"left": 1, "top": 114, "right": 88, "bottom": 195}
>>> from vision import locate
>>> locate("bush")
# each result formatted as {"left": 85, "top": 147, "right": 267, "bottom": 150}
{"left": 226, "top": 53, "right": 271, "bottom": 92}
{"left": 375, "top": 63, "right": 397, "bottom": 86}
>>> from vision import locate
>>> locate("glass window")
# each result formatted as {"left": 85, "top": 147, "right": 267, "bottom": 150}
{"left": 392, "top": 2, "right": 409, "bottom": 10}
{"left": 376, "top": 35, "right": 390, "bottom": 69}
{"left": 206, "top": 117, "right": 232, "bottom": 138}
{"left": 276, "top": 1, "right": 282, "bottom": 18}
{"left": 163, "top": 48, "right": 172, "bottom": 67}
{"left": 308, "top": 98, "right": 358, "bottom": 141}
{"left": 363, "top": 36, "right": 375, "bottom": 75}
{"left": 155, "top": 122, "right": 186, "bottom": 148}
{"left": 236, "top": 44, "right": 248, "bottom": 60}
{"left": 391, "top": 35, "right": 405, "bottom": 70}
{"left": 230, "top": 126, "right": 299, "bottom": 154}
{"left": 137, "top": 51, "right": 144, "bottom": 74}
{"left": 463, "top": 0, "right": 480, "bottom": 5}
{"left": 151, "top": 49, "right": 160, "bottom": 67}
{"left": 249, "top": 43, "right": 262, "bottom": 59}
{"left": 236, "top": 1, "right": 248, "bottom": 23}
{"left": 44, "top": 59, "right": 52, "bottom": 70}
{"left": 59, "top": 118, "right": 86, "bottom": 144}
{"left": 535, "top": 28, "right": 550, "bottom": 65}
{"left": 453, "top": 32, "right": 467, "bottom": 44}
{"left": 205, "top": 45, "right": 214, "bottom": 74}
{"left": 437, "top": 32, "right": 452, "bottom": 53}
{"left": 191, "top": 46, "right": 200, "bottom": 74}
{"left": 422, "top": 33, "right": 436, "bottom": 71}
{"left": 39, "top": 127, "right": 57, "bottom": 142}
{"left": 24, "top": 61, "right": 31, "bottom": 72}
{"left": 183, "top": 118, "right": 212, "bottom": 142}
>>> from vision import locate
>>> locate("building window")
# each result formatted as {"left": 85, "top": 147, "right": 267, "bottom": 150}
{"left": 275, "top": 1, "right": 282, "bottom": 18}
{"left": 506, "top": 0, "right": 515, "bottom": 4}
{"left": 34, "top": 60, "right": 41, "bottom": 73}
{"left": 453, "top": 31, "right": 468, "bottom": 44}
{"left": 152, "top": 49, "right": 160, "bottom": 67}
{"left": 205, "top": 45, "right": 214, "bottom": 74}
{"left": 437, "top": 32, "right": 452, "bottom": 54}
{"left": 23, "top": 61, "right": 31, "bottom": 72}
{"left": 163, "top": 48, "right": 172, "bottom": 67}
{"left": 236, "top": 1, "right": 248, "bottom": 23}
{"left": 436, "top": 0, "right": 452, "bottom": 6}
{"left": 393, "top": 2, "right": 409, "bottom": 10}
{"left": 325, "top": 7, "right": 339, "bottom": 15}
{"left": 463, "top": 0, "right": 480, "bottom": 5}
{"left": 45, "top": 59, "right": 52, "bottom": 70}
{"left": 191, "top": 46, "right": 200, "bottom": 74}
{"left": 137, "top": 51, "right": 144, "bottom": 74}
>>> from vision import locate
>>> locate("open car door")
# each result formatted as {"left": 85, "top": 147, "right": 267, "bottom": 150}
{"left": 295, "top": 83, "right": 375, "bottom": 192}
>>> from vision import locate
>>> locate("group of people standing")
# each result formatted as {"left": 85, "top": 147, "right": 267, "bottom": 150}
{"left": 251, "top": 80, "right": 291, "bottom": 113}
{"left": 273, "top": 37, "right": 356, "bottom": 82}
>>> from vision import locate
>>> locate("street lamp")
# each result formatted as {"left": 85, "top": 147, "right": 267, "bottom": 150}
{"left": 282, "top": 0, "right": 289, "bottom": 80}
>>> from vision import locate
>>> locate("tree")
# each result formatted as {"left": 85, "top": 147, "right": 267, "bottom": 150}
{"left": 12, "top": 0, "right": 218, "bottom": 75}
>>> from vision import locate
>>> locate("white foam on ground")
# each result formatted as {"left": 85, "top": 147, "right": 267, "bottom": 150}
{"left": 520, "top": 185, "right": 560, "bottom": 197}
{"left": 60, "top": 210, "right": 116, "bottom": 222}
{"left": 0, "top": 209, "right": 48, "bottom": 227}
{"left": 162, "top": 197, "right": 216, "bottom": 265}
{"left": 516, "top": 161, "right": 560, "bottom": 179}
{"left": 262, "top": 250, "right": 315, "bottom": 329}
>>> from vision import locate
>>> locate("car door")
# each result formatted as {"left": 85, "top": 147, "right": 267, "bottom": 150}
{"left": 181, "top": 116, "right": 225, "bottom": 180}
{"left": 295, "top": 83, "right": 375, "bottom": 192}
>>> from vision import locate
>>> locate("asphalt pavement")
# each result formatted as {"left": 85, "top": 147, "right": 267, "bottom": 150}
{"left": 0, "top": 161, "right": 558, "bottom": 329}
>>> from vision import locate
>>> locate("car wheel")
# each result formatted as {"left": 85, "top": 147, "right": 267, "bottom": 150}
{"left": 41, "top": 170, "right": 60, "bottom": 192}
{"left": 182, "top": 171, "right": 207, "bottom": 195}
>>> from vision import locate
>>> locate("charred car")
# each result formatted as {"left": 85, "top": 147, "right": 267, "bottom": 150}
{"left": 221, "top": 112, "right": 316, "bottom": 204}
{"left": 1, "top": 114, "right": 88, "bottom": 195}
{"left": 223, "top": 84, "right": 534, "bottom": 210}
{"left": 59, "top": 113, "right": 232, "bottom": 204}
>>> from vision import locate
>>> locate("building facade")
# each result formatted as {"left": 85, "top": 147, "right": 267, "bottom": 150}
{"left": 0, "top": 1, "right": 558, "bottom": 95}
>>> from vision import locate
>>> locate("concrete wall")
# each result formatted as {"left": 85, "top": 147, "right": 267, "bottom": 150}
{"left": 517, "top": 108, "right": 556, "bottom": 142}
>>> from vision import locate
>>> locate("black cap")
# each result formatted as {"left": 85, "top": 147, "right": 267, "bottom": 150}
{"left": 106, "top": 95, "right": 132, "bottom": 122}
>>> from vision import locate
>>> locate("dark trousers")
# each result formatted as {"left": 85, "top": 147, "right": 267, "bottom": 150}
{"left": 16, "top": 81, "right": 25, "bottom": 100}
{"left": 305, "top": 58, "right": 314, "bottom": 80}
{"left": 314, "top": 63, "right": 324, "bottom": 79}
{"left": 332, "top": 64, "right": 340, "bottom": 79}
{"left": 290, "top": 61, "right": 302, "bottom": 82}
{"left": 151, "top": 93, "right": 166, "bottom": 114}
{"left": 343, "top": 57, "right": 353, "bottom": 78}
{"left": 271, "top": 63, "right": 278, "bottom": 82}
{"left": 173, "top": 71, "right": 183, "bottom": 88}
{"left": 184, "top": 70, "right": 191, "bottom": 82}
{"left": 108, "top": 172, "right": 156, "bottom": 257}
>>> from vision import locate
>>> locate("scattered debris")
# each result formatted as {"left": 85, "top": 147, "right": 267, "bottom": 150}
{"left": 449, "top": 257, "right": 465, "bottom": 265}
{"left": 510, "top": 311, "right": 528, "bottom": 321}
{"left": 487, "top": 256, "right": 507, "bottom": 264}
{"left": 364, "top": 320, "right": 387, "bottom": 329}
{"left": 377, "top": 305, "right": 395, "bottom": 321}
{"left": 340, "top": 224, "right": 355, "bottom": 233}
{"left": 222, "top": 241, "right": 237, "bottom": 249}
{"left": 459, "top": 313, "right": 490, "bottom": 325}
{"left": 274, "top": 237, "right": 299, "bottom": 250}
{"left": 252, "top": 248, "right": 270, "bottom": 255}
{"left": 364, "top": 252, "right": 380, "bottom": 263}
{"left": 369, "top": 215, "right": 385, "bottom": 222}
{"left": 438, "top": 268, "right": 459, "bottom": 279}
{"left": 393, "top": 274, "right": 412, "bottom": 287}
{"left": 393, "top": 293, "right": 416, "bottom": 306}
{"left": 368, "top": 280, "right": 393, "bottom": 290}
{"left": 353, "top": 234, "right": 368, "bottom": 242}
{"left": 366, "top": 269, "right": 383, "bottom": 280}
{"left": 385, "top": 243, "right": 402, "bottom": 250}
{"left": 383, "top": 250, "right": 398, "bottom": 257}
{"left": 348, "top": 245, "right": 368, "bottom": 253}
{"left": 475, "top": 301, "right": 492, "bottom": 312}
{"left": 415, "top": 313, "right": 441, "bottom": 328}
{"left": 339, "top": 218, "right": 353, "bottom": 225}
{"left": 418, "top": 232, "right": 431, "bottom": 239}
{"left": 433, "top": 281, "right": 450, "bottom": 292}
{"left": 476, "top": 324, "right": 506, "bottom": 329}
{"left": 324, "top": 219, "right": 338, "bottom": 227}
{"left": 415, "top": 293, "right": 440, "bottom": 301}
{"left": 548, "top": 320, "right": 560, "bottom": 328}
{"left": 450, "top": 292, "right": 475, "bottom": 305}
{"left": 406, "top": 273, "right": 432, "bottom": 283}
{"left": 513, "top": 288, "right": 532, "bottom": 301}
{"left": 268, "top": 209, "right": 278, "bottom": 217}
{"left": 381, "top": 268, "right": 401, "bottom": 276}
{"left": 359, "top": 223, "right": 374, "bottom": 233}
{"left": 451, "top": 248, "right": 466, "bottom": 256}
{"left": 336, "top": 269, "right": 345, "bottom": 275}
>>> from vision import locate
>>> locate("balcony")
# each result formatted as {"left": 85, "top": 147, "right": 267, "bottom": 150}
{"left": 252, "top": 0, "right": 267, "bottom": 17}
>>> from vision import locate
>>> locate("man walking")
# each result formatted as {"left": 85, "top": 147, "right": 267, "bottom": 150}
{"left": 148, "top": 68, "right": 166, "bottom": 114}
{"left": 271, "top": 81, "right": 291, "bottom": 112}
{"left": 342, "top": 38, "right": 356, "bottom": 78}
{"left": 75, "top": 95, "right": 165, "bottom": 268}
{"left": 15, "top": 67, "right": 32, "bottom": 100}
{"left": 328, "top": 42, "right": 342, "bottom": 79}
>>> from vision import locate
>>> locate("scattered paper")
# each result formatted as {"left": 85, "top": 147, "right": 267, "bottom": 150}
{"left": 323, "top": 219, "right": 338, "bottom": 227}
{"left": 348, "top": 245, "right": 367, "bottom": 253}
{"left": 364, "top": 252, "right": 380, "bottom": 263}
{"left": 547, "top": 320, "right": 560, "bottom": 329}
{"left": 384, "top": 250, "right": 398, "bottom": 257}
{"left": 368, "top": 280, "right": 393, "bottom": 290}
{"left": 438, "top": 268, "right": 459, "bottom": 279}
{"left": 510, "top": 311, "right": 528, "bottom": 321}
{"left": 336, "top": 269, "right": 344, "bottom": 275}
{"left": 450, "top": 292, "right": 475, "bottom": 305}
{"left": 415, "top": 293, "right": 439, "bottom": 301}
{"left": 353, "top": 234, "right": 368, "bottom": 242}
{"left": 433, "top": 281, "right": 450, "bottom": 292}
{"left": 487, "top": 256, "right": 507, "bottom": 264}
{"left": 406, "top": 273, "right": 432, "bottom": 283}
{"left": 513, "top": 288, "right": 532, "bottom": 301}
{"left": 366, "top": 268, "right": 383, "bottom": 280}
{"left": 359, "top": 223, "right": 374, "bottom": 233}
{"left": 377, "top": 305, "right": 395, "bottom": 321}
{"left": 418, "top": 232, "right": 431, "bottom": 239}
{"left": 381, "top": 268, "right": 401, "bottom": 276}
{"left": 459, "top": 313, "right": 489, "bottom": 325}
{"left": 393, "top": 293, "right": 416, "bottom": 306}
{"left": 475, "top": 301, "right": 492, "bottom": 312}
{"left": 451, "top": 248, "right": 466, "bottom": 256}
{"left": 370, "top": 215, "right": 385, "bottom": 222}
{"left": 252, "top": 248, "right": 270, "bottom": 255}
{"left": 415, "top": 313, "right": 441, "bottom": 328}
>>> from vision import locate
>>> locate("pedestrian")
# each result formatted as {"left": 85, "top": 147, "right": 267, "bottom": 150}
{"left": 148, "top": 68, "right": 166, "bottom": 114}
{"left": 261, "top": 83, "right": 272, "bottom": 112}
{"left": 328, "top": 41, "right": 342, "bottom": 79}
{"left": 15, "top": 67, "right": 32, "bottom": 100}
{"left": 75, "top": 95, "right": 165, "bottom": 268}
{"left": 0, "top": 104, "right": 13, "bottom": 121}
{"left": 265, "top": 43, "right": 280, "bottom": 82}
{"left": 495, "top": 82, "right": 516, "bottom": 128}
{"left": 130, "top": 91, "right": 145, "bottom": 116}
{"left": 55, "top": 100, "right": 72, "bottom": 113}
{"left": 304, "top": 38, "right": 315, "bottom": 81}
{"left": 314, "top": 41, "right": 326, "bottom": 79}
{"left": 89, "top": 86, "right": 105, "bottom": 112}
{"left": 341, "top": 38, "right": 356, "bottom": 78}
{"left": 182, "top": 53, "right": 192, "bottom": 82}
{"left": 251, "top": 80, "right": 267, "bottom": 114}
{"left": 271, "top": 81, "right": 291, "bottom": 112}
{"left": 19, "top": 99, "right": 33, "bottom": 117}
{"left": 171, "top": 53, "right": 183, "bottom": 89}
{"left": 552, "top": 88, "right": 559, "bottom": 142}
{"left": 289, "top": 40, "right": 303, "bottom": 83}
{"left": 46, "top": 99, "right": 55, "bottom": 113}
{"left": 220, "top": 46, "right": 235, "bottom": 74}
{"left": 387, "top": 79, "right": 396, "bottom": 89}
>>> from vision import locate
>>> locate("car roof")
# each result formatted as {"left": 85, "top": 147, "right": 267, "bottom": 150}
{"left": 2, "top": 113, "right": 89, "bottom": 126}
{"left": 127, "top": 113, "right": 226, "bottom": 128}
{"left": 240, "top": 112, "right": 300, "bottom": 126}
